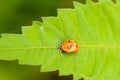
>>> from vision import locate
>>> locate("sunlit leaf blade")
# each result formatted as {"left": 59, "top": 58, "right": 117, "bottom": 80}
{"left": 0, "top": 1, "right": 120, "bottom": 80}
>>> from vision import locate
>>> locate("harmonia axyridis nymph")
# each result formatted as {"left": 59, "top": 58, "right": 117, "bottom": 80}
{"left": 58, "top": 39, "right": 79, "bottom": 53}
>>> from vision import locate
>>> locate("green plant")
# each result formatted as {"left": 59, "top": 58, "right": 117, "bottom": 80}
{"left": 0, "top": 0, "right": 120, "bottom": 80}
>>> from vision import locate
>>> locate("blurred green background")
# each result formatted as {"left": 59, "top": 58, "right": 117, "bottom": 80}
{"left": 0, "top": 0, "right": 86, "bottom": 80}
{"left": 0, "top": 0, "right": 59, "bottom": 34}
{"left": 0, "top": 0, "right": 86, "bottom": 34}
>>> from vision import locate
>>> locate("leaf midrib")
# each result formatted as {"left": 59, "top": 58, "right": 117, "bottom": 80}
{"left": 1, "top": 44, "right": 120, "bottom": 50}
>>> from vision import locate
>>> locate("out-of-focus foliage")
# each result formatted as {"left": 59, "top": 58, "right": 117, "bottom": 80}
{"left": 0, "top": 0, "right": 86, "bottom": 34}
{"left": 0, "top": 60, "right": 63, "bottom": 80}
{"left": 0, "top": 0, "right": 60, "bottom": 34}
{"left": 0, "top": 0, "right": 87, "bottom": 34}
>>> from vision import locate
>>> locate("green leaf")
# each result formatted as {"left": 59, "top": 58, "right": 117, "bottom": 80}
{"left": 0, "top": 1, "right": 120, "bottom": 80}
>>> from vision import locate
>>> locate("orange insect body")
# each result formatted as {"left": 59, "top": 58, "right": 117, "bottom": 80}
{"left": 58, "top": 40, "right": 79, "bottom": 53}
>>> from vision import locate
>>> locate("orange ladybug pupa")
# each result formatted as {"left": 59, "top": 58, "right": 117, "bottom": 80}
{"left": 58, "top": 40, "right": 79, "bottom": 53}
